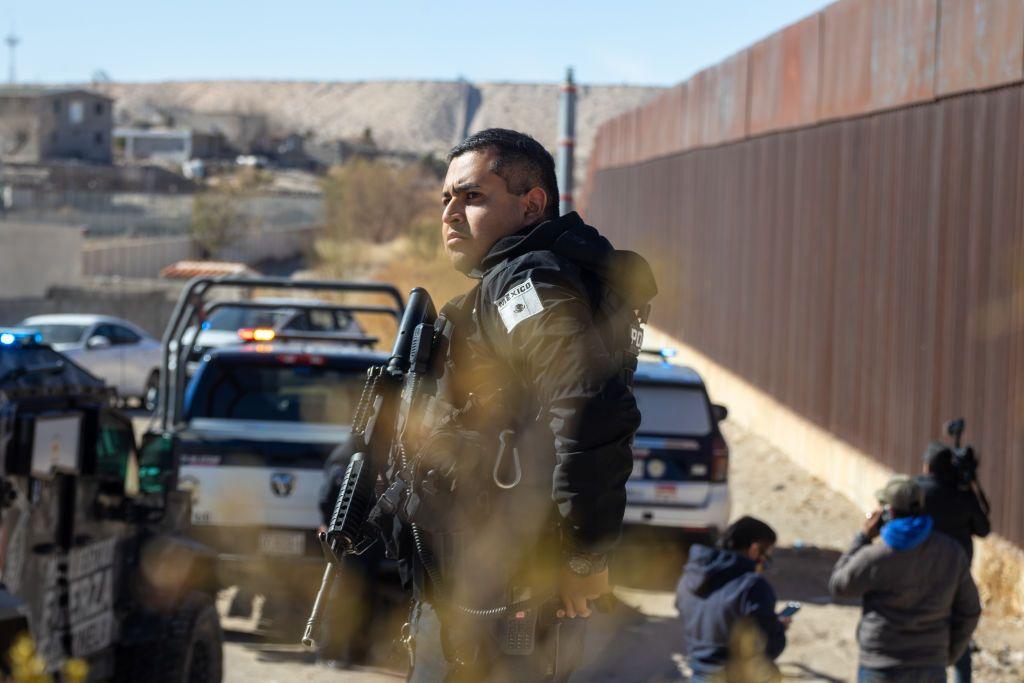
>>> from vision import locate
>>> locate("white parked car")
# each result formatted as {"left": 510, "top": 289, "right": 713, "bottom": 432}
{"left": 19, "top": 314, "right": 162, "bottom": 410}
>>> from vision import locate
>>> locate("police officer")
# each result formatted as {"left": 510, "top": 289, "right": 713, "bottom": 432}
{"left": 916, "top": 442, "right": 990, "bottom": 683}
{"left": 402, "top": 128, "right": 656, "bottom": 682}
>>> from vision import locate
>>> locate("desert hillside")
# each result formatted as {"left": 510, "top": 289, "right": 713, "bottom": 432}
{"left": 96, "top": 79, "right": 663, "bottom": 173}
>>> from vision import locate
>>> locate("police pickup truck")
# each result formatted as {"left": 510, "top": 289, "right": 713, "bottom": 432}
{"left": 147, "top": 277, "right": 403, "bottom": 633}
{"left": 0, "top": 327, "right": 222, "bottom": 681}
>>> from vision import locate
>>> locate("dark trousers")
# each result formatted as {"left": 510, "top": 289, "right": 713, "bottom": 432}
{"left": 407, "top": 601, "right": 586, "bottom": 683}
{"left": 857, "top": 665, "right": 946, "bottom": 683}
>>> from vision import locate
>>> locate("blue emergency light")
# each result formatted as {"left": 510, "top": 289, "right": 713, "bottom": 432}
{"left": 0, "top": 328, "right": 43, "bottom": 347}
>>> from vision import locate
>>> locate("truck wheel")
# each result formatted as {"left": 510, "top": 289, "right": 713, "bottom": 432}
{"left": 117, "top": 592, "right": 223, "bottom": 683}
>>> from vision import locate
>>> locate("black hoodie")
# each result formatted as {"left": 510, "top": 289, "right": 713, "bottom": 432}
{"left": 451, "top": 212, "right": 657, "bottom": 556}
{"left": 675, "top": 545, "right": 786, "bottom": 673}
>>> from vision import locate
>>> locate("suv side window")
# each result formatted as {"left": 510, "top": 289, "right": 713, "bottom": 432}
{"left": 308, "top": 310, "right": 336, "bottom": 331}
{"left": 285, "top": 312, "right": 312, "bottom": 332}
{"left": 335, "top": 311, "right": 355, "bottom": 332}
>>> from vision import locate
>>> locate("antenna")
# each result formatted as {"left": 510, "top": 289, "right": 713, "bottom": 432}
{"left": 4, "top": 30, "right": 18, "bottom": 84}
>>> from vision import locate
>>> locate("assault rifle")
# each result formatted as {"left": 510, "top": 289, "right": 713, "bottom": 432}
{"left": 302, "top": 287, "right": 438, "bottom": 649}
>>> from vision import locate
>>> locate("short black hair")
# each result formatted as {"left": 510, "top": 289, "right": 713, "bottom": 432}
{"left": 719, "top": 516, "right": 777, "bottom": 552}
{"left": 924, "top": 442, "right": 957, "bottom": 484}
{"left": 447, "top": 128, "right": 560, "bottom": 219}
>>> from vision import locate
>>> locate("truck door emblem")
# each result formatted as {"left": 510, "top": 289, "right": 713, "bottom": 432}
{"left": 270, "top": 472, "right": 295, "bottom": 497}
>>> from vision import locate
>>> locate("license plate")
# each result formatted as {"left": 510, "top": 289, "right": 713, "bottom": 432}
{"left": 258, "top": 531, "right": 306, "bottom": 556}
{"left": 653, "top": 484, "right": 682, "bottom": 502}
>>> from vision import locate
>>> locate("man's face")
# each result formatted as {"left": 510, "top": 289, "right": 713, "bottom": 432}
{"left": 747, "top": 542, "right": 774, "bottom": 573}
{"left": 441, "top": 149, "right": 539, "bottom": 274}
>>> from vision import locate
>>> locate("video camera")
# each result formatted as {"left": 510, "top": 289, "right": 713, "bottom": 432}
{"left": 944, "top": 418, "right": 990, "bottom": 515}
{"left": 944, "top": 418, "right": 979, "bottom": 488}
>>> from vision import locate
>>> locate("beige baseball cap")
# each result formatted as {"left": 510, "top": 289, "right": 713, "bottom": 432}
{"left": 875, "top": 475, "right": 925, "bottom": 514}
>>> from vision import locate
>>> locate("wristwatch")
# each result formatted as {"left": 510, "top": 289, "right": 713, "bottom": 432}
{"left": 566, "top": 552, "right": 608, "bottom": 577}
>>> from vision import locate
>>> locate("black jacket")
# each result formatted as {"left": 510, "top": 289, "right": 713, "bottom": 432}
{"left": 675, "top": 545, "right": 786, "bottom": 673}
{"left": 431, "top": 212, "right": 656, "bottom": 562}
{"left": 915, "top": 474, "right": 990, "bottom": 559}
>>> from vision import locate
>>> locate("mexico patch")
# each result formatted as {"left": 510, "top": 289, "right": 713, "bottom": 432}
{"left": 495, "top": 278, "right": 544, "bottom": 332}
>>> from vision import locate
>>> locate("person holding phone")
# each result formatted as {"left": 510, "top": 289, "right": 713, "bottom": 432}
{"left": 675, "top": 516, "right": 790, "bottom": 682}
{"left": 829, "top": 476, "right": 981, "bottom": 683}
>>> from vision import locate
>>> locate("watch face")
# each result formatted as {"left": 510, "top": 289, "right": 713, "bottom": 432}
{"left": 568, "top": 556, "right": 592, "bottom": 575}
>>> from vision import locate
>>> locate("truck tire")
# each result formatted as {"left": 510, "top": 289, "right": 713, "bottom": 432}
{"left": 116, "top": 592, "right": 223, "bottom": 683}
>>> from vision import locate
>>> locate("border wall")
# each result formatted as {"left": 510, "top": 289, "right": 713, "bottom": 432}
{"left": 582, "top": 0, "right": 1024, "bottom": 610}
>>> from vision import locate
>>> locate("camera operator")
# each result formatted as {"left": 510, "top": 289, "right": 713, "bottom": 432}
{"left": 829, "top": 476, "right": 980, "bottom": 683}
{"left": 916, "top": 442, "right": 990, "bottom": 559}
{"left": 916, "top": 442, "right": 990, "bottom": 683}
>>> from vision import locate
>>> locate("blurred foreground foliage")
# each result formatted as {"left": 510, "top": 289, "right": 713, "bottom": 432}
{"left": 6, "top": 635, "right": 87, "bottom": 683}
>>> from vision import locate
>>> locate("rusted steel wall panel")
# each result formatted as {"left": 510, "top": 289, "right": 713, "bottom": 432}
{"left": 937, "top": 0, "right": 1024, "bottom": 95}
{"left": 870, "top": 0, "right": 937, "bottom": 108}
{"left": 586, "top": 0, "right": 1024, "bottom": 177}
{"left": 586, "top": 85, "right": 1024, "bottom": 546}
{"left": 701, "top": 51, "right": 750, "bottom": 145}
{"left": 683, "top": 72, "right": 707, "bottom": 150}
{"left": 748, "top": 14, "right": 821, "bottom": 135}
{"left": 820, "top": 0, "right": 938, "bottom": 119}
{"left": 820, "top": 0, "right": 874, "bottom": 120}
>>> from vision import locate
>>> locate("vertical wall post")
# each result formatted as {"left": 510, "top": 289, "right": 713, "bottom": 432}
{"left": 557, "top": 67, "right": 576, "bottom": 216}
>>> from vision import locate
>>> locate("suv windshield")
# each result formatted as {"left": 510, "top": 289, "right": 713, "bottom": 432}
{"left": 204, "top": 308, "right": 290, "bottom": 331}
{"left": 185, "top": 358, "right": 367, "bottom": 424}
{"left": 634, "top": 383, "right": 712, "bottom": 436}
{"left": 32, "top": 324, "right": 89, "bottom": 344}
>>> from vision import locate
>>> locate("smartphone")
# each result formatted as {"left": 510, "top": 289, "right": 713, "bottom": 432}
{"left": 778, "top": 601, "right": 802, "bottom": 618}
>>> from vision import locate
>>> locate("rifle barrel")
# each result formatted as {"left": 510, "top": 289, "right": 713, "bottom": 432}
{"left": 302, "top": 563, "right": 336, "bottom": 649}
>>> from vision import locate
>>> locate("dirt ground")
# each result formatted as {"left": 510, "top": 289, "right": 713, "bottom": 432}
{"left": 222, "top": 420, "right": 1024, "bottom": 682}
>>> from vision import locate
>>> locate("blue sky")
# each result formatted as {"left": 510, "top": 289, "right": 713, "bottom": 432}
{"left": 6, "top": 1, "right": 832, "bottom": 85}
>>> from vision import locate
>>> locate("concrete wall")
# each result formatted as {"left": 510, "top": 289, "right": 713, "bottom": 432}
{"left": 81, "top": 225, "right": 319, "bottom": 279}
{"left": 0, "top": 222, "right": 84, "bottom": 297}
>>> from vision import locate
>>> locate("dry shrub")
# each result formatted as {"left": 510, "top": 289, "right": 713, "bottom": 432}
{"left": 975, "top": 535, "right": 1024, "bottom": 617}
{"left": 321, "top": 159, "right": 436, "bottom": 245}
{"left": 191, "top": 186, "right": 245, "bottom": 258}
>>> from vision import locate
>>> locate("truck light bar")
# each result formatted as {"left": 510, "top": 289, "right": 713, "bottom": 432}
{"left": 0, "top": 328, "right": 42, "bottom": 347}
{"left": 238, "top": 328, "right": 276, "bottom": 342}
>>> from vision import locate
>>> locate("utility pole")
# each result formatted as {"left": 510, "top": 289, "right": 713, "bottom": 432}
{"left": 4, "top": 31, "right": 18, "bottom": 84}
{"left": 557, "top": 66, "right": 576, "bottom": 216}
